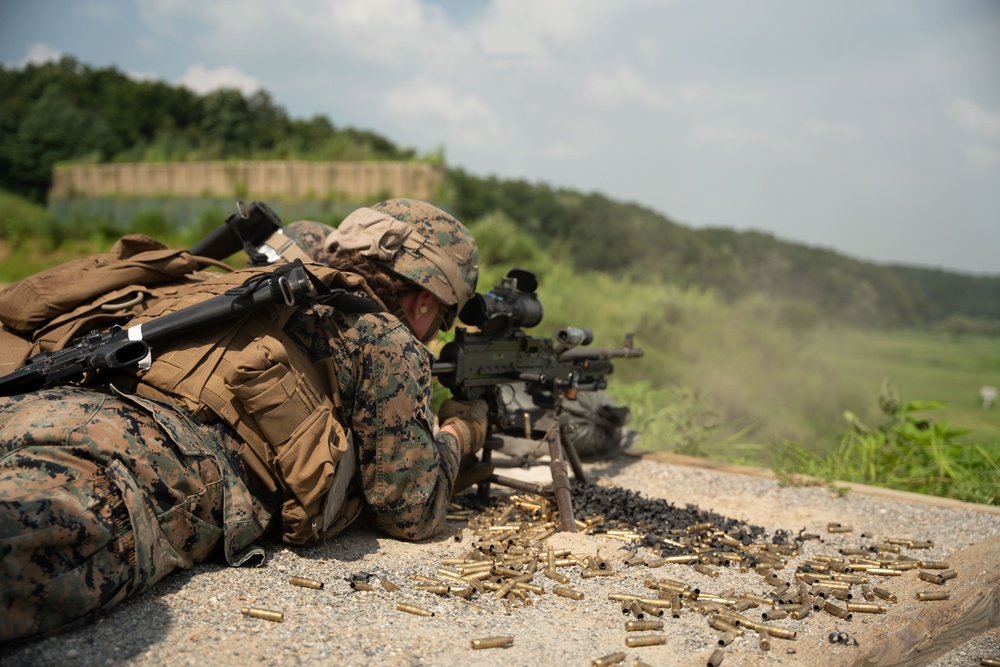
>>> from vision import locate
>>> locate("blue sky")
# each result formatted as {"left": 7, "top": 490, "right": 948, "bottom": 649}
{"left": 1, "top": 0, "right": 998, "bottom": 275}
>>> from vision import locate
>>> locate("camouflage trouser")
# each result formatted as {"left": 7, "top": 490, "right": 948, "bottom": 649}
{"left": 0, "top": 386, "right": 273, "bottom": 644}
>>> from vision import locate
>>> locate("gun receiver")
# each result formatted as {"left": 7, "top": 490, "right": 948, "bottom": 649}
{"left": 190, "top": 200, "right": 283, "bottom": 263}
{"left": 432, "top": 268, "right": 643, "bottom": 531}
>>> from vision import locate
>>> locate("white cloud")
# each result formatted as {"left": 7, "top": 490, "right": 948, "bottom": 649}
{"left": 947, "top": 98, "right": 1000, "bottom": 139}
{"left": 474, "top": 0, "right": 613, "bottom": 64}
{"left": 20, "top": 43, "right": 62, "bottom": 67}
{"left": 803, "top": 119, "right": 861, "bottom": 140}
{"left": 177, "top": 64, "right": 260, "bottom": 95}
{"left": 583, "top": 67, "right": 672, "bottom": 110}
{"left": 381, "top": 77, "right": 501, "bottom": 148}
{"left": 963, "top": 144, "right": 999, "bottom": 167}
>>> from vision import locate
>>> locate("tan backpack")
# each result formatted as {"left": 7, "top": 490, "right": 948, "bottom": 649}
{"left": 0, "top": 234, "right": 232, "bottom": 374}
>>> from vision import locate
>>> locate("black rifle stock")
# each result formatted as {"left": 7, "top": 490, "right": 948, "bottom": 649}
{"left": 432, "top": 269, "right": 643, "bottom": 531}
{"left": 0, "top": 262, "right": 314, "bottom": 396}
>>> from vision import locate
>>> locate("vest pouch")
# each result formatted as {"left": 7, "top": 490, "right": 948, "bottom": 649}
{"left": 225, "top": 334, "right": 351, "bottom": 544}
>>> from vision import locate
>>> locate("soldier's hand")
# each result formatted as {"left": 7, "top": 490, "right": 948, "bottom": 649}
{"left": 438, "top": 398, "right": 488, "bottom": 456}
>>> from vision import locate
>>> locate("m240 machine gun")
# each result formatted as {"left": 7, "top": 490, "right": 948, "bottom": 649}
{"left": 432, "top": 268, "right": 643, "bottom": 531}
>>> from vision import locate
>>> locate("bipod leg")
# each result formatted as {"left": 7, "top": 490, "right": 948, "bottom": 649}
{"left": 545, "top": 422, "right": 577, "bottom": 532}
{"left": 476, "top": 434, "right": 502, "bottom": 504}
{"left": 562, "top": 437, "right": 588, "bottom": 484}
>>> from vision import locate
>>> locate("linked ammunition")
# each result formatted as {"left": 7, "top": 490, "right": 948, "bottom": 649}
{"left": 707, "top": 647, "right": 725, "bottom": 667}
{"left": 471, "top": 636, "right": 514, "bottom": 650}
{"left": 916, "top": 590, "right": 950, "bottom": 601}
{"left": 592, "top": 651, "right": 627, "bottom": 666}
{"left": 241, "top": 607, "right": 284, "bottom": 623}
{"left": 625, "top": 620, "right": 664, "bottom": 631}
{"left": 846, "top": 603, "right": 887, "bottom": 614}
{"left": 396, "top": 602, "right": 435, "bottom": 617}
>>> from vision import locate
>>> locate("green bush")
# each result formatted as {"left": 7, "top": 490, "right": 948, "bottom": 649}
{"left": 775, "top": 380, "right": 1000, "bottom": 505}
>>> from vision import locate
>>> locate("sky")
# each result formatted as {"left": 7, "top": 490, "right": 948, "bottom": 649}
{"left": 1, "top": 0, "right": 998, "bottom": 275}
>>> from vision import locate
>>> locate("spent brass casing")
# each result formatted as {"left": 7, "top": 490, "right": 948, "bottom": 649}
{"left": 692, "top": 563, "right": 720, "bottom": 578}
{"left": 471, "top": 636, "right": 514, "bottom": 650}
{"left": 846, "top": 603, "right": 887, "bottom": 614}
{"left": 241, "top": 607, "right": 283, "bottom": 623}
{"left": 788, "top": 604, "right": 811, "bottom": 620}
{"left": 718, "top": 629, "right": 737, "bottom": 646}
{"left": 592, "top": 651, "right": 627, "bottom": 666}
{"left": 638, "top": 602, "right": 665, "bottom": 617}
{"left": 544, "top": 567, "right": 570, "bottom": 584}
{"left": 415, "top": 584, "right": 451, "bottom": 595}
{"left": 916, "top": 590, "right": 950, "bottom": 601}
{"left": 350, "top": 581, "right": 375, "bottom": 592}
{"left": 823, "top": 601, "right": 852, "bottom": 620}
{"left": 918, "top": 571, "right": 945, "bottom": 585}
{"left": 758, "top": 628, "right": 771, "bottom": 651}
{"left": 288, "top": 576, "right": 324, "bottom": 590}
{"left": 979, "top": 659, "right": 1000, "bottom": 667}
{"left": 553, "top": 586, "right": 585, "bottom": 600}
{"left": 939, "top": 569, "right": 957, "bottom": 581}
{"left": 707, "top": 648, "right": 725, "bottom": 667}
{"left": 873, "top": 587, "right": 897, "bottom": 603}
{"left": 827, "top": 522, "right": 852, "bottom": 533}
{"left": 396, "top": 602, "right": 435, "bottom": 617}
{"left": 582, "top": 568, "right": 616, "bottom": 578}
{"left": 381, "top": 578, "right": 401, "bottom": 592}
{"left": 708, "top": 615, "right": 739, "bottom": 634}
{"left": 867, "top": 568, "right": 904, "bottom": 577}
{"left": 918, "top": 560, "right": 950, "bottom": 570}
{"left": 861, "top": 585, "right": 875, "bottom": 601}
{"left": 625, "top": 619, "right": 664, "bottom": 632}
{"left": 761, "top": 609, "right": 787, "bottom": 621}
{"left": 625, "top": 634, "right": 666, "bottom": 648}
{"left": 661, "top": 555, "right": 699, "bottom": 564}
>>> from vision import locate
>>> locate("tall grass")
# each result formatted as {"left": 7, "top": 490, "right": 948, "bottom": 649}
{"left": 775, "top": 381, "right": 1000, "bottom": 505}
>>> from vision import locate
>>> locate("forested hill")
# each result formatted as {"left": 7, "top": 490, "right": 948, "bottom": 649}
{"left": 2, "top": 56, "right": 998, "bottom": 328}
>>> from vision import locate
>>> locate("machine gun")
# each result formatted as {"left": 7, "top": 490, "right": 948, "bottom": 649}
{"left": 0, "top": 262, "right": 314, "bottom": 396}
{"left": 432, "top": 268, "right": 643, "bottom": 531}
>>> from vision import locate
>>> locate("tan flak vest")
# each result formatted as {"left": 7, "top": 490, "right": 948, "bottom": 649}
{"left": 0, "top": 235, "right": 376, "bottom": 545}
{"left": 124, "top": 265, "right": 379, "bottom": 545}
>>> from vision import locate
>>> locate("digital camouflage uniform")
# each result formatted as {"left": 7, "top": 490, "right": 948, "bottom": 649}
{"left": 0, "top": 200, "right": 477, "bottom": 644}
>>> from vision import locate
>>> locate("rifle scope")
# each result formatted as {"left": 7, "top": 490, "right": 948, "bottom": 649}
{"left": 459, "top": 268, "right": 543, "bottom": 337}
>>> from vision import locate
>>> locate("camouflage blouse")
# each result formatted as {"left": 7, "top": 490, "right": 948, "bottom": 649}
{"left": 283, "top": 303, "right": 461, "bottom": 541}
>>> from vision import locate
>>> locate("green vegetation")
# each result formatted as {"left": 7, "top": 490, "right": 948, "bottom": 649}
{"left": 2, "top": 55, "right": 997, "bottom": 505}
{"left": 776, "top": 381, "right": 999, "bottom": 506}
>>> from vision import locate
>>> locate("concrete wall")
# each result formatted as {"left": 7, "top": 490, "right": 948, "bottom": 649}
{"left": 50, "top": 160, "right": 445, "bottom": 201}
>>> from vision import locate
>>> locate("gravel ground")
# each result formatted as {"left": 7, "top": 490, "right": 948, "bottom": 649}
{"left": 2, "top": 453, "right": 999, "bottom": 667}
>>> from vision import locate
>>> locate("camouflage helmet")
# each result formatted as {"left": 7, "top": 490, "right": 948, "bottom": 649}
{"left": 324, "top": 199, "right": 478, "bottom": 313}
{"left": 278, "top": 220, "right": 338, "bottom": 265}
